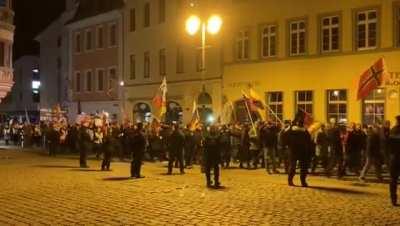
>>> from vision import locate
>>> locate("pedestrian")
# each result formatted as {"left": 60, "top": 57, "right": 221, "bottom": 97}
{"left": 203, "top": 125, "right": 222, "bottom": 188}
{"left": 130, "top": 123, "right": 146, "bottom": 178}
{"left": 262, "top": 121, "right": 279, "bottom": 174}
{"left": 93, "top": 127, "right": 104, "bottom": 160}
{"left": 327, "top": 120, "right": 345, "bottom": 178}
{"left": 345, "top": 123, "right": 364, "bottom": 175}
{"left": 359, "top": 125, "right": 383, "bottom": 182}
{"left": 287, "top": 118, "right": 313, "bottom": 187}
{"left": 219, "top": 126, "right": 232, "bottom": 168}
{"left": 184, "top": 125, "right": 196, "bottom": 168}
{"left": 78, "top": 120, "right": 92, "bottom": 168}
{"left": 239, "top": 124, "right": 251, "bottom": 169}
{"left": 47, "top": 124, "right": 59, "bottom": 157}
{"left": 313, "top": 124, "right": 329, "bottom": 173}
{"left": 388, "top": 115, "right": 400, "bottom": 206}
{"left": 3, "top": 125, "right": 10, "bottom": 146}
{"left": 167, "top": 123, "right": 185, "bottom": 175}
{"left": 101, "top": 127, "right": 113, "bottom": 171}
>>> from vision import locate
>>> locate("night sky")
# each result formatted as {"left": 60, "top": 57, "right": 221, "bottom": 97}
{"left": 14, "top": 0, "right": 65, "bottom": 60}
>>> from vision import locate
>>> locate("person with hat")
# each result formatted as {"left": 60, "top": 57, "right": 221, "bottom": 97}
{"left": 388, "top": 115, "right": 400, "bottom": 206}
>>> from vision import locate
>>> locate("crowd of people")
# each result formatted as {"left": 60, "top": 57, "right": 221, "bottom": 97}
{"left": 1, "top": 113, "right": 400, "bottom": 206}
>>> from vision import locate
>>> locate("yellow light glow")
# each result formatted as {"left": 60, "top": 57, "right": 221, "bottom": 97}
{"left": 186, "top": 15, "right": 201, "bottom": 36}
{"left": 207, "top": 15, "right": 222, "bottom": 35}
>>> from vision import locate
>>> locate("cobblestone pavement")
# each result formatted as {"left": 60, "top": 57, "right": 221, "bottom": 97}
{"left": 0, "top": 149, "right": 399, "bottom": 226}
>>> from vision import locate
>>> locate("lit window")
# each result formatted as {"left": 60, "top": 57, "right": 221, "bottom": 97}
{"left": 321, "top": 15, "right": 340, "bottom": 53}
{"left": 267, "top": 92, "right": 283, "bottom": 123}
{"left": 295, "top": 91, "right": 313, "bottom": 115}
{"left": 290, "top": 20, "right": 307, "bottom": 56}
{"left": 356, "top": 9, "right": 378, "bottom": 50}
{"left": 237, "top": 30, "right": 249, "bottom": 60}
{"left": 362, "top": 88, "right": 385, "bottom": 125}
{"left": 261, "top": 25, "right": 277, "bottom": 58}
{"left": 32, "top": 81, "right": 41, "bottom": 89}
{"left": 327, "top": 90, "right": 347, "bottom": 123}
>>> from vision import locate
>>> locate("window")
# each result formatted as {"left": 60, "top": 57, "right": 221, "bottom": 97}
{"left": 321, "top": 15, "right": 340, "bottom": 52}
{"left": 85, "top": 70, "right": 92, "bottom": 92}
{"left": 290, "top": 20, "right": 307, "bottom": 56}
{"left": 96, "top": 69, "right": 105, "bottom": 91}
{"left": 57, "top": 57, "right": 61, "bottom": 69}
{"left": 196, "top": 49, "right": 204, "bottom": 72}
{"left": 144, "top": 2, "right": 150, "bottom": 27}
{"left": 236, "top": 30, "right": 249, "bottom": 60}
{"left": 159, "top": 0, "right": 165, "bottom": 23}
{"left": 75, "top": 72, "right": 81, "bottom": 92}
{"left": 327, "top": 90, "right": 347, "bottom": 123}
{"left": 159, "top": 49, "right": 166, "bottom": 76}
{"left": 144, "top": 51, "right": 150, "bottom": 78}
{"left": 85, "top": 30, "right": 93, "bottom": 51}
{"left": 130, "top": 9, "right": 136, "bottom": 32}
{"left": 266, "top": 92, "right": 283, "bottom": 123}
{"left": 261, "top": 25, "right": 277, "bottom": 58}
{"left": 109, "top": 24, "right": 117, "bottom": 47}
{"left": 295, "top": 91, "right": 313, "bottom": 115}
{"left": 130, "top": 54, "right": 136, "bottom": 80}
{"left": 75, "top": 33, "right": 81, "bottom": 53}
{"left": 57, "top": 36, "right": 62, "bottom": 48}
{"left": 176, "top": 47, "right": 184, "bottom": 73}
{"left": 97, "top": 26, "right": 104, "bottom": 49}
{"left": 362, "top": 88, "right": 385, "bottom": 125}
{"left": 356, "top": 9, "right": 378, "bottom": 50}
{"left": 108, "top": 68, "right": 117, "bottom": 90}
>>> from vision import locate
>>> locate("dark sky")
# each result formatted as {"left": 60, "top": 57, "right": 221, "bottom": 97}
{"left": 14, "top": 0, "right": 65, "bottom": 60}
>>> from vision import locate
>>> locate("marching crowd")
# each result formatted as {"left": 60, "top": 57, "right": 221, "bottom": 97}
{"left": 1, "top": 114, "right": 400, "bottom": 206}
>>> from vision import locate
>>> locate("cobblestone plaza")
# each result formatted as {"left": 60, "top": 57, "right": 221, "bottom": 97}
{"left": 0, "top": 149, "right": 398, "bottom": 225}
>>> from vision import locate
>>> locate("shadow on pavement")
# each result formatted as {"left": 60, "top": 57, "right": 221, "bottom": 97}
{"left": 102, "top": 177, "right": 133, "bottom": 181}
{"left": 70, "top": 168, "right": 104, "bottom": 172}
{"left": 308, "top": 186, "right": 371, "bottom": 195}
{"left": 33, "top": 165, "right": 81, "bottom": 169}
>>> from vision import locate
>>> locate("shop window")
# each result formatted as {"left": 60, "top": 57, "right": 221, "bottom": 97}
{"left": 327, "top": 90, "right": 347, "bottom": 123}
{"left": 362, "top": 88, "right": 385, "bottom": 125}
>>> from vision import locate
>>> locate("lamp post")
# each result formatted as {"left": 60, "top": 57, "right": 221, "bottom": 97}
{"left": 119, "top": 81, "right": 126, "bottom": 123}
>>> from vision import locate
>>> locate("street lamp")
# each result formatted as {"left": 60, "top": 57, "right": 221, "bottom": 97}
{"left": 119, "top": 80, "right": 126, "bottom": 123}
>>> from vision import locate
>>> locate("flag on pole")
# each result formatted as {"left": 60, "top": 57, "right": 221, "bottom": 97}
{"left": 357, "top": 58, "right": 387, "bottom": 100}
{"left": 152, "top": 77, "right": 168, "bottom": 117}
{"left": 241, "top": 90, "right": 258, "bottom": 112}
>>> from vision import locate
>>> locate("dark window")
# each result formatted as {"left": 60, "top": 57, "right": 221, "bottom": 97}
{"left": 159, "top": 49, "right": 166, "bottom": 76}
{"left": 130, "top": 9, "right": 136, "bottom": 32}
{"left": 261, "top": 25, "right": 277, "bottom": 58}
{"left": 97, "top": 27, "right": 104, "bottom": 48}
{"left": 356, "top": 9, "right": 378, "bottom": 50}
{"left": 290, "top": 20, "right": 307, "bottom": 56}
{"left": 75, "top": 33, "right": 81, "bottom": 53}
{"left": 144, "top": 52, "right": 150, "bottom": 78}
{"left": 159, "top": 0, "right": 165, "bottom": 23}
{"left": 86, "top": 30, "right": 92, "bottom": 50}
{"left": 97, "top": 70, "right": 104, "bottom": 91}
{"left": 130, "top": 55, "right": 136, "bottom": 80}
{"left": 57, "top": 36, "right": 62, "bottom": 47}
{"left": 0, "top": 42, "right": 4, "bottom": 66}
{"left": 144, "top": 2, "right": 150, "bottom": 27}
{"left": 109, "top": 24, "right": 117, "bottom": 46}
{"left": 76, "top": 72, "right": 81, "bottom": 92}
{"left": 176, "top": 47, "right": 184, "bottom": 73}
{"left": 321, "top": 15, "right": 340, "bottom": 52}
{"left": 86, "top": 71, "right": 92, "bottom": 92}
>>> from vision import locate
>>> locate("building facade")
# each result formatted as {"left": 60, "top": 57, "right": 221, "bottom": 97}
{"left": 67, "top": 0, "right": 124, "bottom": 121}
{"left": 35, "top": 0, "right": 78, "bottom": 112}
{"left": 0, "top": 55, "right": 40, "bottom": 119}
{"left": 0, "top": 0, "right": 14, "bottom": 103}
{"left": 222, "top": 0, "right": 400, "bottom": 125}
{"left": 123, "top": 0, "right": 224, "bottom": 123}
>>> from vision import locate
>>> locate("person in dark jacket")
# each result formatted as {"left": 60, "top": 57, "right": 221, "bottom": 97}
{"left": 313, "top": 124, "right": 329, "bottom": 173}
{"left": 327, "top": 120, "right": 344, "bottom": 178}
{"left": 388, "top": 115, "right": 400, "bottom": 206}
{"left": 130, "top": 123, "right": 146, "bottom": 178}
{"left": 167, "top": 124, "right": 185, "bottom": 175}
{"left": 184, "top": 126, "right": 196, "bottom": 168}
{"left": 78, "top": 122, "right": 92, "bottom": 168}
{"left": 219, "top": 126, "right": 232, "bottom": 168}
{"left": 47, "top": 124, "right": 59, "bottom": 157}
{"left": 346, "top": 123, "right": 364, "bottom": 175}
{"left": 359, "top": 125, "right": 383, "bottom": 182}
{"left": 287, "top": 119, "right": 312, "bottom": 187}
{"left": 262, "top": 121, "right": 279, "bottom": 174}
{"left": 203, "top": 125, "right": 222, "bottom": 188}
{"left": 239, "top": 125, "right": 251, "bottom": 169}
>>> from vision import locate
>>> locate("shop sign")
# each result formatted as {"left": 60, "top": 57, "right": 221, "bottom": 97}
{"left": 385, "top": 72, "right": 400, "bottom": 87}
{"left": 228, "top": 81, "right": 261, "bottom": 88}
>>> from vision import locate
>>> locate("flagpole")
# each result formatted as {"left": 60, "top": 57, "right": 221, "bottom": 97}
{"left": 264, "top": 104, "right": 284, "bottom": 125}
{"left": 243, "top": 97, "right": 257, "bottom": 135}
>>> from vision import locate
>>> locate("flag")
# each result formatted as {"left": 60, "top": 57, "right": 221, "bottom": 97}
{"left": 357, "top": 58, "right": 387, "bottom": 100}
{"left": 152, "top": 77, "right": 168, "bottom": 117}
{"left": 241, "top": 90, "right": 258, "bottom": 112}
{"left": 189, "top": 100, "right": 200, "bottom": 131}
{"left": 295, "top": 108, "right": 314, "bottom": 128}
{"left": 248, "top": 88, "right": 266, "bottom": 121}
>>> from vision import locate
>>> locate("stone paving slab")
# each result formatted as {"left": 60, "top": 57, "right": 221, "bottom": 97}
{"left": 0, "top": 150, "right": 399, "bottom": 225}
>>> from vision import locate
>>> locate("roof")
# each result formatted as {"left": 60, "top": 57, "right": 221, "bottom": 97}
{"left": 67, "top": 0, "right": 124, "bottom": 24}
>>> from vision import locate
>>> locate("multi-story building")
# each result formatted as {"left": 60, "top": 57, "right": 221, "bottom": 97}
{"left": 35, "top": 0, "right": 78, "bottom": 112}
{"left": 222, "top": 0, "right": 400, "bottom": 125}
{"left": 0, "top": 55, "right": 40, "bottom": 120}
{"left": 123, "top": 0, "right": 224, "bottom": 123}
{"left": 67, "top": 0, "right": 124, "bottom": 121}
{"left": 0, "top": 0, "right": 15, "bottom": 103}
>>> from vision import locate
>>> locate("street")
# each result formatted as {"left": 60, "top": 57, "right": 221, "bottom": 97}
{"left": 0, "top": 149, "right": 399, "bottom": 226}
